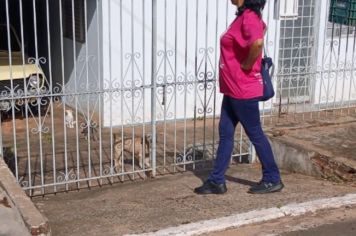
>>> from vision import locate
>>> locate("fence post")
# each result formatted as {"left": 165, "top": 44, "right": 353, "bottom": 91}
{"left": 151, "top": 0, "right": 157, "bottom": 177}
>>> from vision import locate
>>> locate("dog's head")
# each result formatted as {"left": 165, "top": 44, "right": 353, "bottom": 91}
{"left": 145, "top": 133, "right": 158, "bottom": 143}
{"left": 65, "top": 109, "right": 73, "bottom": 116}
{"left": 82, "top": 124, "right": 98, "bottom": 134}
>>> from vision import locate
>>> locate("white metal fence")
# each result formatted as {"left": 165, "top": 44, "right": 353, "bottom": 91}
{"left": 262, "top": 0, "right": 356, "bottom": 124}
{"left": 0, "top": 0, "right": 355, "bottom": 196}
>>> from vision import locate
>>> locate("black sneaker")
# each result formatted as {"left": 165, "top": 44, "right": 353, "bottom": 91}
{"left": 248, "top": 180, "right": 284, "bottom": 194}
{"left": 194, "top": 180, "right": 227, "bottom": 195}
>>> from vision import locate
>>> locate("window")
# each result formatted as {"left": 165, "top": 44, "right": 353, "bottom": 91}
{"left": 63, "top": 0, "right": 86, "bottom": 43}
{"left": 327, "top": 0, "right": 356, "bottom": 37}
{"left": 278, "top": 0, "right": 299, "bottom": 20}
{"left": 327, "top": 22, "right": 355, "bottom": 37}
{"left": 277, "top": 0, "right": 315, "bottom": 104}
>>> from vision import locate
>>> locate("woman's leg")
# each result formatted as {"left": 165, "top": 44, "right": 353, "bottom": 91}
{"left": 230, "top": 98, "right": 280, "bottom": 183}
{"left": 208, "top": 95, "right": 239, "bottom": 184}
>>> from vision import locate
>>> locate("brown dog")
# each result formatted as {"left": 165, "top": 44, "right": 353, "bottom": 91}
{"left": 113, "top": 134, "right": 151, "bottom": 169}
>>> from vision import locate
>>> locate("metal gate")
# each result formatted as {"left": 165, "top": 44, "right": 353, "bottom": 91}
{"left": 261, "top": 0, "right": 356, "bottom": 124}
{"left": 0, "top": 0, "right": 252, "bottom": 196}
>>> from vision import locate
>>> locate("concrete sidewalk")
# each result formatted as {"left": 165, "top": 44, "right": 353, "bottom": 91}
{"left": 33, "top": 164, "right": 356, "bottom": 236}
{"left": 0, "top": 191, "right": 30, "bottom": 236}
{"left": 0, "top": 158, "right": 50, "bottom": 236}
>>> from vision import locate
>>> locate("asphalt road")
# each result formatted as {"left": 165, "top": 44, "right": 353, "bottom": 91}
{"left": 281, "top": 219, "right": 356, "bottom": 236}
{"left": 206, "top": 206, "right": 356, "bottom": 236}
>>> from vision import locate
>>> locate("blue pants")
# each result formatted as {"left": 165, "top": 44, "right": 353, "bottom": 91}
{"left": 208, "top": 95, "right": 281, "bottom": 184}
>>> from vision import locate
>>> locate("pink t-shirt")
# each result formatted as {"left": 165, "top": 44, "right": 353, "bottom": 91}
{"left": 219, "top": 10, "right": 266, "bottom": 99}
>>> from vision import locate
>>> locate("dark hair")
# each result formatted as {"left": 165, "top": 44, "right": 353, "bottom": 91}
{"left": 236, "top": 0, "right": 267, "bottom": 18}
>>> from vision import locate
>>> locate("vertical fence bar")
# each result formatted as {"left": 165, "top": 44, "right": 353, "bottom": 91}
{"left": 71, "top": 0, "right": 79, "bottom": 191}
{"left": 202, "top": 0, "right": 209, "bottom": 166}
{"left": 341, "top": 25, "right": 351, "bottom": 115}
{"left": 193, "top": 0, "right": 199, "bottom": 170}
{"left": 45, "top": 0, "right": 56, "bottom": 195}
{"left": 131, "top": 0, "right": 136, "bottom": 179}
{"left": 212, "top": 0, "right": 219, "bottom": 163}
{"left": 151, "top": 0, "right": 158, "bottom": 177}
{"left": 318, "top": 0, "right": 329, "bottom": 118}
{"left": 96, "top": 0, "right": 103, "bottom": 185}
{"left": 173, "top": 0, "right": 178, "bottom": 173}
{"left": 142, "top": 0, "right": 146, "bottom": 172}
{"left": 287, "top": 10, "right": 296, "bottom": 123}
{"left": 5, "top": 0, "right": 19, "bottom": 188}
{"left": 273, "top": 0, "right": 280, "bottom": 124}
{"left": 325, "top": 20, "right": 335, "bottom": 117}
{"left": 271, "top": 0, "right": 277, "bottom": 125}
{"left": 305, "top": 0, "right": 314, "bottom": 120}
{"left": 183, "top": 0, "right": 188, "bottom": 171}
{"left": 108, "top": 0, "right": 114, "bottom": 183}
{"left": 298, "top": 0, "right": 305, "bottom": 121}
{"left": 120, "top": 0, "right": 125, "bottom": 179}
{"left": 293, "top": 0, "right": 301, "bottom": 121}
{"left": 163, "top": 0, "right": 167, "bottom": 173}
{"left": 59, "top": 0, "right": 66, "bottom": 193}
{"left": 18, "top": 0, "right": 31, "bottom": 194}
{"left": 83, "top": 0, "right": 92, "bottom": 188}
{"left": 332, "top": 24, "right": 343, "bottom": 116}
{"left": 32, "top": 0, "right": 45, "bottom": 194}
{"left": 347, "top": 28, "right": 356, "bottom": 114}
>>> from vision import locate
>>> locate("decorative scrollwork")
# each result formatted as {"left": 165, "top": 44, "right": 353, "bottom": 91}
{"left": 18, "top": 177, "right": 29, "bottom": 188}
{"left": 103, "top": 165, "right": 121, "bottom": 175}
{"left": 57, "top": 169, "right": 77, "bottom": 183}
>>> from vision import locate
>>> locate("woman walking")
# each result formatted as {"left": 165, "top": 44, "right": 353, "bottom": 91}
{"left": 194, "top": 0, "right": 284, "bottom": 195}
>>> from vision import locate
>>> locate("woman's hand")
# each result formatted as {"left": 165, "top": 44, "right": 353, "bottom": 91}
{"left": 241, "top": 39, "right": 264, "bottom": 70}
{"left": 241, "top": 59, "right": 252, "bottom": 70}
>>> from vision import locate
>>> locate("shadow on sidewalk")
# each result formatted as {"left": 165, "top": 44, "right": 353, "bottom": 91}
{"left": 191, "top": 167, "right": 258, "bottom": 187}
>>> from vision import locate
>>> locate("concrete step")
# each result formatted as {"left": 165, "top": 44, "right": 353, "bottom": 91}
{"left": 266, "top": 120, "right": 356, "bottom": 183}
{"left": 0, "top": 191, "right": 30, "bottom": 236}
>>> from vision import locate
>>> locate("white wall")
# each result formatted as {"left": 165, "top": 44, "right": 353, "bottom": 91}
{"left": 101, "top": 0, "right": 237, "bottom": 127}
{"left": 314, "top": 1, "right": 356, "bottom": 108}
{"left": 50, "top": 0, "right": 101, "bottom": 123}
{"left": 101, "top": 0, "right": 356, "bottom": 127}
{"left": 264, "top": 0, "right": 356, "bottom": 110}
{"left": 261, "top": 0, "right": 281, "bottom": 111}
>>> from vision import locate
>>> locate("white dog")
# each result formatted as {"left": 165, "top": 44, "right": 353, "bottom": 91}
{"left": 65, "top": 109, "right": 76, "bottom": 128}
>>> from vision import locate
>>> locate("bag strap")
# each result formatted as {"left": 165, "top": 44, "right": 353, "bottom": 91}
{"left": 262, "top": 44, "right": 275, "bottom": 77}
{"left": 263, "top": 44, "right": 268, "bottom": 58}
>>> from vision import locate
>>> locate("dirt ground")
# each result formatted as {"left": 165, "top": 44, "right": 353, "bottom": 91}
{"left": 1, "top": 102, "right": 250, "bottom": 196}
{"left": 2, "top": 104, "right": 356, "bottom": 196}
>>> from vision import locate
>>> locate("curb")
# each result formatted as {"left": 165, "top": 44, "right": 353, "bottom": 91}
{"left": 124, "top": 193, "right": 356, "bottom": 236}
{"left": 0, "top": 158, "right": 51, "bottom": 236}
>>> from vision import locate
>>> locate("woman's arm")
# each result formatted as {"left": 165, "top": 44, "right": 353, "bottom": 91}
{"left": 241, "top": 38, "right": 263, "bottom": 70}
